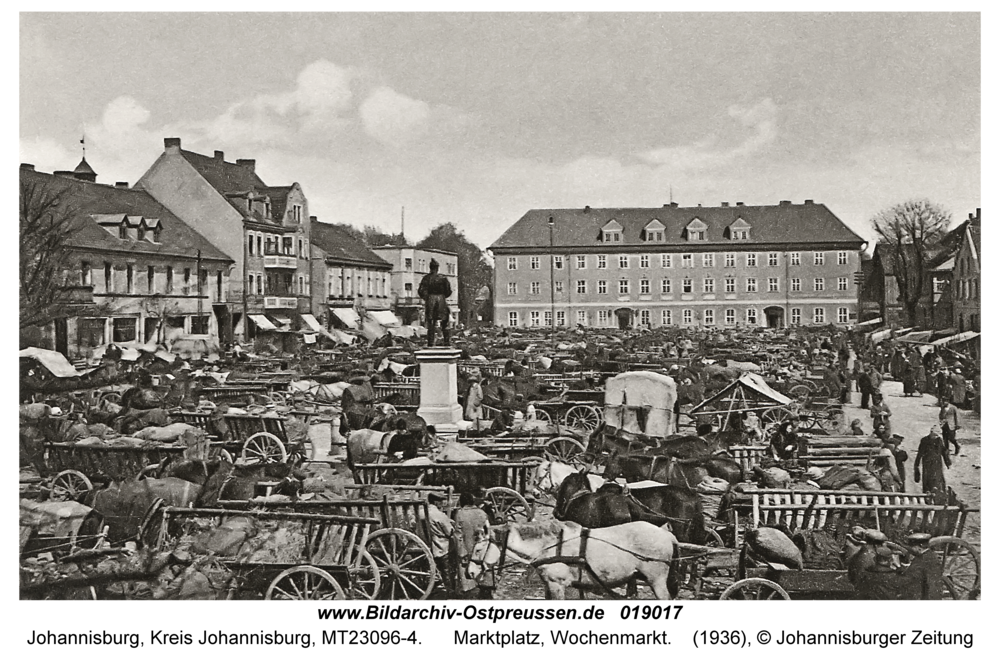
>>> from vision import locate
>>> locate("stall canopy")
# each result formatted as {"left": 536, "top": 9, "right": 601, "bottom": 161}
{"left": 331, "top": 308, "right": 361, "bottom": 330}
{"left": 370, "top": 310, "right": 402, "bottom": 327}
{"left": 897, "top": 330, "right": 936, "bottom": 344}
{"left": 272, "top": 316, "right": 294, "bottom": 331}
{"left": 856, "top": 317, "right": 883, "bottom": 328}
{"left": 932, "top": 331, "right": 980, "bottom": 347}
{"left": 604, "top": 371, "right": 677, "bottom": 438}
{"left": 248, "top": 314, "right": 277, "bottom": 331}
{"left": 689, "top": 373, "right": 792, "bottom": 424}
{"left": 19, "top": 347, "right": 85, "bottom": 378}
{"left": 300, "top": 314, "right": 322, "bottom": 333}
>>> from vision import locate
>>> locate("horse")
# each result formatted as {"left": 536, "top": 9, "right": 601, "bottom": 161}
{"left": 603, "top": 448, "right": 743, "bottom": 487}
{"left": 554, "top": 470, "right": 707, "bottom": 544}
{"left": 473, "top": 520, "right": 681, "bottom": 599}
{"left": 530, "top": 460, "right": 603, "bottom": 498}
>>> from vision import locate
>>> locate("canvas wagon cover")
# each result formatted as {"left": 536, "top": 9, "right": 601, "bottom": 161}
{"left": 604, "top": 371, "right": 677, "bottom": 438}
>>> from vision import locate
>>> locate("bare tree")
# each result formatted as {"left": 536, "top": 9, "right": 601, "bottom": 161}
{"left": 871, "top": 199, "right": 950, "bottom": 326}
{"left": 19, "top": 176, "right": 85, "bottom": 330}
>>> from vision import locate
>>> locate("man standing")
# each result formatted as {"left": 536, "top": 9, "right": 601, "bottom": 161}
{"left": 426, "top": 492, "right": 455, "bottom": 597}
{"left": 939, "top": 401, "right": 961, "bottom": 455}
{"left": 857, "top": 361, "right": 873, "bottom": 410}
{"left": 465, "top": 374, "right": 484, "bottom": 422}
{"left": 418, "top": 258, "right": 453, "bottom": 347}
{"left": 914, "top": 425, "right": 951, "bottom": 497}
{"left": 452, "top": 491, "right": 492, "bottom": 598}
{"left": 949, "top": 368, "right": 967, "bottom": 408}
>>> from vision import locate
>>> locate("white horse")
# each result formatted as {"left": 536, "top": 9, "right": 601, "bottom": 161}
{"left": 330, "top": 405, "right": 399, "bottom": 465}
{"left": 471, "top": 520, "right": 680, "bottom": 599}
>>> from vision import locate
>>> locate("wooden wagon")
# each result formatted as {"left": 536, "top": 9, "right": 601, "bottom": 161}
{"left": 173, "top": 411, "right": 312, "bottom": 464}
{"left": 156, "top": 507, "right": 382, "bottom": 600}
{"left": 717, "top": 487, "right": 980, "bottom": 600}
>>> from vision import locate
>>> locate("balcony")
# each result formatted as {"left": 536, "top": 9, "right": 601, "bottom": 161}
{"left": 264, "top": 297, "right": 298, "bottom": 309}
{"left": 263, "top": 254, "right": 297, "bottom": 269}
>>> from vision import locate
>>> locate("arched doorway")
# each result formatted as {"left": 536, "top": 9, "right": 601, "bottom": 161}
{"left": 614, "top": 307, "right": 634, "bottom": 330}
{"left": 764, "top": 306, "right": 785, "bottom": 329}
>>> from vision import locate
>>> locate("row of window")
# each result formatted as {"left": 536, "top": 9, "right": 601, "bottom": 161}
{"left": 403, "top": 257, "right": 457, "bottom": 275}
{"left": 328, "top": 268, "right": 389, "bottom": 298}
{"left": 506, "top": 307, "right": 849, "bottom": 327}
{"left": 601, "top": 217, "right": 751, "bottom": 244}
{"left": 506, "top": 276, "right": 851, "bottom": 296}
{"left": 247, "top": 231, "right": 307, "bottom": 259}
{"left": 81, "top": 262, "right": 225, "bottom": 300}
{"left": 78, "top": 314, "right": 211, "bottom": 348}
{"left": 507, "top": 251, "right": 848, "bottom": 270}
{"left": 246, "top": 272, "right": 311, "bottom": 297}
{"left": 956, "top": 278, "right": 979, "bottom": 301}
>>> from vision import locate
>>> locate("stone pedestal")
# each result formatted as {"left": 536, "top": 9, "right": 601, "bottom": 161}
{"left": 415, "top": 348, "right": 464, "bottom": 434}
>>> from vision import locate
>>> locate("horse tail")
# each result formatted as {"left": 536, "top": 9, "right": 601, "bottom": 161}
{"left": 667, "top": 538, "right": 680, "bottom": 599}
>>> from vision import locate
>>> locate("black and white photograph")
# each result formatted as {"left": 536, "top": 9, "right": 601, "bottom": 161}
{"left": 18, "top": 12, "right": 981, "bottom": 606}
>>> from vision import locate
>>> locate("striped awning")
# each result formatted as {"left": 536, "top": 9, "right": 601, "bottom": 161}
{"left": 249, "top": 314, "right": 277, "bottom": 331}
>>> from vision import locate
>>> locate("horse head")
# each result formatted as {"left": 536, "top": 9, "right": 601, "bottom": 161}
{"left": 553, "top": 469, "right": 594, "bottom": 520}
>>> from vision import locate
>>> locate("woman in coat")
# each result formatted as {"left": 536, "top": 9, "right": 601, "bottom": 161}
{"left": 949, "top": 369, "right": 967, "bottom": 408}
{"left": 914, "top": 425, "right": 951, "bottom": 497}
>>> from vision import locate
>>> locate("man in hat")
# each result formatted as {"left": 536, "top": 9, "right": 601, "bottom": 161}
{"left": 426, "top": 492, "right": 456, "bottom": 597}
{"left": 939, "top": 401, "right": 961, "bottom": 454}
{"left": 914, "top": 424, "right": 951, "bottom": 497}
{"left": 417, "top": 258, "right": 453, "bottom": 347}
{"left": 949, "top": 367, "right": 967, "bottom": 408}
{"left": 900, "top": 532, "right": 944, "bottom": 600}
{"left": 451, "top": 491, "right": 491, "bottom": 598}
{"left": 341, "top": 372, "right": 376, "bottom": 430}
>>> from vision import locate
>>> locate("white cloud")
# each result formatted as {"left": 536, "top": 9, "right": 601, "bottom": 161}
{"left": 359, "top": 87, "right": 431, "bottom": 147}
{"left": 640, "top": 98, "right": 778, "bottom": 171}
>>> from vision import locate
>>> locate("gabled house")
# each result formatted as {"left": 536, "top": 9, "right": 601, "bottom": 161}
{"left": 20, "top": 162, "right": 233, "bottom": 358}
{"left": 952, "top": 209, "right": 981, "bottom": 332}
{"left": 309, "top": 220, "right": 392, "bottom": 330}
{"left": 135, "top": 138, "right": 312, "bottom": 343}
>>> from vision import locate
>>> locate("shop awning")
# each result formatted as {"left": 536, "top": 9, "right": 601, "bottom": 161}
{"left": 19, "top": 347, "right": 82, "bottom": 378}
{"left": 331, "top": 308, "right": 361, "bottom": 330}
{"left": 897, "top": 330, "right": 936, "bottom": 344}
{"left": 300, "top": 314, "right": 322, "bottom": 333}
{"left": 249, "top": 314, "right": 277, "bottom": 331}
{"left": 856, "top": 317, "right": 882, "bottom": 328}
{"left": 932, "top": 331, "right": 980, "bottom": 347}
{"left": 370, "top": 310, "right": 402, "bottom": 327}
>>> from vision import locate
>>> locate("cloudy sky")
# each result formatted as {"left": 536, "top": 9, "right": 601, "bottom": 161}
{"left": 20, "top": 13, "right": 980, "bottom": 249}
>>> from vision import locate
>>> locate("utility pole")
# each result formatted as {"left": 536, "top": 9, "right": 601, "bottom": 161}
{"left": 401, "top": 206, "right": 405, "bottom": 241}
{"left": 548, "top": 215, "right": 555, "bottom": 335}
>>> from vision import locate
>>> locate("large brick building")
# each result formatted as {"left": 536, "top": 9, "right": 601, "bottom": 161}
{"left": 490, "top": 201, "right": 865, "bottom": 329}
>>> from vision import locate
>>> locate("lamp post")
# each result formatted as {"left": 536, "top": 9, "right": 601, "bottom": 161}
{"left": 548, "top": 215, "right": 555, "bottom": 335}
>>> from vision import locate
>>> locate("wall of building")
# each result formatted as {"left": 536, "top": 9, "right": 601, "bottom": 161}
{"left": 373, "top": 247, "right": 459, "bottom": 323}
{"left": 953, "top": 239, "right": 980, "bottom": 332}
{"left": 493, "top": 247, "right": 860, "bottom": 328}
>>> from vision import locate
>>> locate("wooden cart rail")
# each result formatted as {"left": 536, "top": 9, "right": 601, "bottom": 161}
{"left": 353, "top": 461, "right": 535, "bottom": 493}
{"left": 373, "top": 383, "right": 420, "bottom": 405}
{"left": 173, "top": 412, "right": 289, "bottom": 440}
{"left": 728, "top": 438, "right": 882, "bottom": 473}
{"left": 40, "top": 441, "right": 230, "bottom": 483}
{"left": 730, "top": 489, "right": 976, "bottom": 540}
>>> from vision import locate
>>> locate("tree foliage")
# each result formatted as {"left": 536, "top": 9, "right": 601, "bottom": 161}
{"left": 19, "top": 176, "right": 86, "bottom": 330}
{"left": 417, "top": 222, "right": 493, "bottom": 325}
{"left": 871, "top": 199, "right": 950, "bottom": 326}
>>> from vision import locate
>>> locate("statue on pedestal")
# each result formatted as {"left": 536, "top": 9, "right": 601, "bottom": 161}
{"left": 418, "top": 258, "right": 452, "bottom": 346}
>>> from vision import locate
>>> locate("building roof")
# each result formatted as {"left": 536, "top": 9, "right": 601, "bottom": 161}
{"left": 489, "top": 202, "right": 865, "bottom": 252}
{"left": 22, "top": 168, "right": 232, "bottom": 263}
{"left": 178, "top": 149, "right": 293, "bottom": 226}
{"left": 310, "top": 221, "right": 392, "bottom": 269}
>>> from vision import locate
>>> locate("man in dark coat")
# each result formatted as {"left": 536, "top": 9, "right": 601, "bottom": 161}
{"left": 914, "top": 425, "right": 951, "bottom": 497}
{"left": 857, "top": 362, "right": 874, "bottom": 409}
{"left": 418, "top": 259, "right": 453, "bottom": 347}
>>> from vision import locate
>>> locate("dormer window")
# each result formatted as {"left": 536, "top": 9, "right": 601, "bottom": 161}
{"left": 137, "top": 226, "right": 146, "bottom": 241}
{"left": 728, "top": 217, "right": 751, "bottom": 241}
{"left": 601, "top": 219, "right": 623, "bottom": 243}
{"left": 643, "top": 219, "right": 665, "bottom": 243}
{"left": 685, "top": 218, "right": 708, "bottom": 241}
{"left": 119, "top": 224, "right": 128, "bottom": 240}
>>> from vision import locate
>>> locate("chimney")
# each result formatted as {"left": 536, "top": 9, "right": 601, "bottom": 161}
{"left": 779, "top": 200, "right": 792, "bottom": 206}
{"left": 215, "top": 150, "right": 225, "bottom": 161}
{"left": 115, "top": 181, "right": 129, "bottom": 189}
{"left": 20, "top": 163, "right": 34, "bottom": 171}
{"left": 670, "top": 202, "right": 678, "bottom": 208}
{"left": 804, "top": 199, "right": 814, "bottom": 205}
{"left": 583, "top": 205, "right": 590, "bottom": 212}
{"left": 54, "top": 170, "right": 75, "bottom": 178}
{"left": 309, "top": 215, "right": 317, "bottom": 222}
{"left": 721, "top": 202, "right": 729, "bottom": 207}
{"left": 236, "top": 159, "right": 256, "bottom": 174}
{"left": 736, "top": 202, "right": 744, "bottom": 206}
{"left": 164, "top": 137, "right": 181, "bottom": 153}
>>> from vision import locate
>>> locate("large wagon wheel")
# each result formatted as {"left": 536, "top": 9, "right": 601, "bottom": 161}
{"left": 240, "top": 432, "right": 287, "bottom": 465}
{"left": 788, "top": 385, "right": 812, "bottom": 404}
{"left": 265, "top": 566, "right": 345, "bottom": 600}
{"left": 288, "top": 439, "right": 316, "bottom": 466}
{"left": 49, "top": 470, "right": 93, "bottom": 501}
{"left": 818, "top": 406, "right": 845, "bottom": 433}
{"left": 349, "top": 550, "right": 382, "bottom": 600}
{"left": 100, "top": 392, "right": 122, "bottom": 407}
{"left": 531, "top": 408, "right": 552, "bottom": 424}
{"left": 545, "top": 436, "right": 587, "bottom": 465}
{"left": 719, "top": 578, "right": 790, "bottom": 600}
{"left": 365, "top": 528, "right": 436, "bottom": 600}
{"left": 562, "top": 405, "right": 602, "bottom": 432}
{"left": 929, "top": 536, "right": 981, "bottom": 600}
{"left": 761, "top": 407, "right": 792, "bottom": 427}
{"left": 484, "top": 486, "right": 534, "bottom": 524}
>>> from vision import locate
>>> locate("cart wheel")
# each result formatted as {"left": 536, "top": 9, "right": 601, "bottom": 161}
{"left": 704, "top": 528, "right": 726, "bottom": 548}
{"left": 929, "top": 536, "right": 981, "bottom": 600}
{"left": 545, "top": 436, "right": 587, "bottom": 464}
{"left": 219, "top": 449, "right": 234, "bottom": 464}
{"left": 819, "top": 406, "right": 845, "bottom": 433}
{"left": 269, "top": 392, "right": 287, "bottom": 406}
{"left": 761, "top": 407, "right": 791, "bottom": 426}
{"left": 138, "top": 498, "right": 166, "bottom": 549}
{"left": 485, "top": 486, "right": 535, "bottom": 524}
{"left": 240, "top": 432, "right": 287, "bottom": 465}
{"left": 365, "top": 528, "right": 436, "bottom": 600}
{"left": 50, "top": 470, "right": 93, "bottom": 501}
{"left": 100, "top": 392, "right": 122, "bottom": 406}
{"left": 533, "top": 408, "right": 552, "bottom": 424}
{"left": 788, "top": 385, "right": 812, "bottom": 404}
{"left": 265, "top": 566, "right": 346, "bottom": 600}
{"left": 349, "top": 550, "right": 382, "bottom": 600}
{"left": 563, "top": 405, "right": 602, "bottom": 432}
{"left": 719, "top": 578, "right": 790, "bottom": 600}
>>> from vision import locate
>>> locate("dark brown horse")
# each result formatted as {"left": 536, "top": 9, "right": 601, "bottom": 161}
{"left": 554, "top": 470, "right": 707, "bottom": 544}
